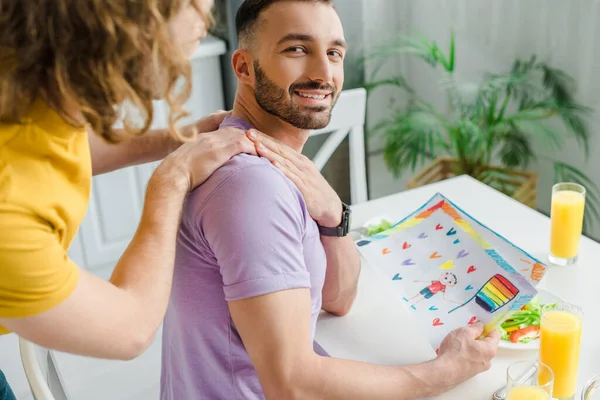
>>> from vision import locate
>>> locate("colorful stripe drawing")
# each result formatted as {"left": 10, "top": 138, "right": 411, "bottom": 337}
{"left": 448, "top": 274, "right": 519, "bottom": 314}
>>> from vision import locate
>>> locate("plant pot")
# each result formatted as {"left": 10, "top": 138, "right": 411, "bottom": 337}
{"left": 407, "top": 157, "right": 539, "bottom": 208}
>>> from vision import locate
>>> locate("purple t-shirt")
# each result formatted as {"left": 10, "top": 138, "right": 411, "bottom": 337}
{"left": 160, "top": 116, "right": 328, "bottom": 400}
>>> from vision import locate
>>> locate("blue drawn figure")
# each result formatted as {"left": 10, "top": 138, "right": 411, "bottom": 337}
{"left": 404, "top": 272, "right": 460, "bottom": 310}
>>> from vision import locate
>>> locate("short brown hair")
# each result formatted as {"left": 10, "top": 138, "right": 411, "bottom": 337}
{"left": 0, "top": 0, "right": 211, "bottom": 142}
{"left": 235, "top": 0, "right": 333, "bottom": 48}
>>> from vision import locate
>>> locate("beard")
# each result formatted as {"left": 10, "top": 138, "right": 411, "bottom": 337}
{"left": 253, "top": 61, "right": 338, "bottom": 130}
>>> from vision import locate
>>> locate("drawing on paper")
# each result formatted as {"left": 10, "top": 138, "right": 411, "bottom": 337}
{"left": 403, "top": 272, "right": 459, "bottom": 310}
{"left": 356, "top": 193, "right": 544, "bottom": 348}
{"left": 448, "top": 273, "right": 520, "bottom": 314}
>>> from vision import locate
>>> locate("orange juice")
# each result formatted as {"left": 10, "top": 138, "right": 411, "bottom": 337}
{"left": 550, "top": 189, "right": 585, "bottom": 259}
{"left": 540, "top": 310, "right": 582, "bottom": 398}
{"left": 507, "top": 386, "right": 550, "bottom": 400}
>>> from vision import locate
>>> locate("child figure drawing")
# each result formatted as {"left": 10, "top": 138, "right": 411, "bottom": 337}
{"left": 404, "top": 272, "right": 459, "bottom": 310}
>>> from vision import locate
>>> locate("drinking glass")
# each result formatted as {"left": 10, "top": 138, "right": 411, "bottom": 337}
{"left": 506, "top": 360, "right": 554, "bottom": 400}
{"left": 539, "top": 303, "right": 584, "bottom": 400}
{"left": 549, "top": 182, "right": 586, "bottom": 266}
{"left": 582, "top": 373, "right": 600, "bottom": 400}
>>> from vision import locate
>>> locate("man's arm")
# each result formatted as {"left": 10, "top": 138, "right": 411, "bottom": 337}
{"left": 320, "top": 235, "right": 360, "bottom": 316}
{"left": 229, "top": 288, "right": 498, "bottom": 400}
{"left": 88, "top": 111, "right": 228, "bottom": 175}
{"left": 242, "top": 136, "right": 361, "bottom": 316}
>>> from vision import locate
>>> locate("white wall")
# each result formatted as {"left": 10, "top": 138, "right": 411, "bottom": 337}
{"left": 364, "top": 0, "right": 600, "bottom": 239}
{"left": 362, "top": 0, "right": 416, "bottom": 197}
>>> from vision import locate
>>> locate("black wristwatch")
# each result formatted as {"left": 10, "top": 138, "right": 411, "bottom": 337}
{"left": 317, "top": 202, "right": 352, "bottom": 237}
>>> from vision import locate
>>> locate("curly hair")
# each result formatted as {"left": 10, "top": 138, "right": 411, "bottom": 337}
{"left": 0, "top": 0, "right": 212, "bottom": 142}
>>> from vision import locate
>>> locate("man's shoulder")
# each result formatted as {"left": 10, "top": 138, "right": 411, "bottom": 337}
{"left": 185, "top": 153, "right": 303, "bottom": 215}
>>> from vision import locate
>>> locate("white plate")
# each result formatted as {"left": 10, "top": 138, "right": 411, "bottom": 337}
{"left": 498, "top": 288, "right": 563, "bottom": 351}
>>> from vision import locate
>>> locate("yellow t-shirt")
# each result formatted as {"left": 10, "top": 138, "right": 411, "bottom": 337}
{"left": 0, "top": 99, "right": 91, "bottom": 334}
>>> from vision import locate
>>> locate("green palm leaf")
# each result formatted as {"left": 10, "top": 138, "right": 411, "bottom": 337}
{"left": 363, "top": 76, "right": 411, "bottom": 94}
{"left": 476, "top": 169, "right": 522, "bottom": 196}
{"left": 379, "top": 110, "right": 445, "bottom": 176}
{"left": 498, "top": 130, "right": 535, "bottom": 168}
{"left": 511, "top": 120, "right": 564, "bottom": 153}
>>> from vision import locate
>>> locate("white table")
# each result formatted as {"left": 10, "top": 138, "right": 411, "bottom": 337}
{"left": 315, "top": 175, "right": 600, "bottom": 400}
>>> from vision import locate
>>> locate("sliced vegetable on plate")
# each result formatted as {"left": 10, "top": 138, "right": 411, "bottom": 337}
{"left": 495, "top": 294, "right": 558, "bottom": 345}
{"left": 365, "top": 219, "right": 393, "bottom": 236}
{"left": 509, "top": 326, "right": 540, "bottom": 344}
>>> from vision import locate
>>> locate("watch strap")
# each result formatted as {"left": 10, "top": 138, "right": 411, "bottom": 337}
{"left": 317, "top": 203, "right": 351, "bottom": 237}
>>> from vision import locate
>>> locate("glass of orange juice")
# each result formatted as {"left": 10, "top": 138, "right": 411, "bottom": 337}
{"left": 549, "top": 182, "right": 586, "bottom": 266}
{"left": 540, "top": 302, "right": 584, "bottom": 400}
{"left": 507, "top": 360, "right": 554, "bottom": 400}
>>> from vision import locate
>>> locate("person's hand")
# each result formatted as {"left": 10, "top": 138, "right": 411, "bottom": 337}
{"left": 246, "top": 129, "right": 343, "bottom": 227}
{"left": 191, "top": 110, "right": 232, "bottom": 136}
{"left": 436, "top": 323, "right": 500, "bottom": 383}
{"left": 156, "top": 126, "right": 257, "bottom": 192}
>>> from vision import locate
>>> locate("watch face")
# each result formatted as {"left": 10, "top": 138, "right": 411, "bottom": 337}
{"left": 342, "top": 206, "right": 351, "bottom": 234}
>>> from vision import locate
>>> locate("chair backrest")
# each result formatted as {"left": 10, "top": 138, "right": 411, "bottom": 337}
{"left": 19, "top": 338, "right": 69, "bottom": 400}
{"left": 309, "top": 87, "right": 368, "bottom": 205}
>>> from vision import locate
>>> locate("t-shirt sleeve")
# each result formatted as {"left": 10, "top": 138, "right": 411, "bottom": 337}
{"left": 0, "top": 206, "right": 79, "bottom": 318}
{"left": 200, "top": 163, "right": 310, "bottom": 302}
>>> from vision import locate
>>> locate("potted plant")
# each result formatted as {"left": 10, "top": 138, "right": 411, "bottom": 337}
{"left": 364, "top": 31, "right": 600, "bottom": 233}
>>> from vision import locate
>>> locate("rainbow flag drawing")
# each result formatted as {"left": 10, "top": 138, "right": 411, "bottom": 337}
{"left": 448, "top": 274, "right": 519, "bottom": 314}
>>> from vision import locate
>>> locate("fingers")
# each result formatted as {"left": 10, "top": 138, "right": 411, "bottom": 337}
{"left": 246, "top": 133, "right": 303, "bottom": 175}
{"left": 195, "top": 110, "right": 232, "bottom": 134}
{"left": 274, "top": 161, "right": 303, "bottom": 189}
{"left": 223, "top": 129, "right": 257, "bottom": 157}
{"left": 252, "top": 139, "right": 287, "bottom": 165}
{"left": 246, "top": 129, "right": 302, "bottom": 162}
{"left": 231, "top": 137, "right": 257, "bottom": 157}
{"left": 268, "top": 146, "right": 304, "bottom": 177}
{"left": 483, "top": 328, "right": 500, "bottom": 345}
{"left": 209, "top": 110, "right": 231, "bottom": 125}
{"left": 198, "top": 127, "right": 257, "bottom": 158}
{"left": 469, "top": 321, "right": 485, "bottom": 335}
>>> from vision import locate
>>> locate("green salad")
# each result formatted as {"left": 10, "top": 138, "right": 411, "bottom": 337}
{"left": 365, "top": 219, "right": 393, "bottom": 236}
{"left": 496, "top": 297, "right": 556, "bottom": 344}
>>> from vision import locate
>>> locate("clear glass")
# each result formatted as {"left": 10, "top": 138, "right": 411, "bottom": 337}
{"left": 539, "top": 303, "right": 584, "bottom": 400}
{"left": 506, "top": 360, "right": 554, "bottom": 400}
{"left": 582, "top": 373, "right": 600, "bottom": 400}
{"left": 549, "top": 182, "right": 586, "bottom": 266}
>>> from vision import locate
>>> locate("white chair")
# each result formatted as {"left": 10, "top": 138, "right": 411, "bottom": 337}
{"left": 310, "top": 87, "right": 369, "bottom": 205}
{"left": 19, "top": 338, "right": 69, "bottom": 400}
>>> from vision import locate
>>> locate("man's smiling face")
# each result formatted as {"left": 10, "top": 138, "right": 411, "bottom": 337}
{"left": 251, "top": 1, "right": 346, "bottom": 129}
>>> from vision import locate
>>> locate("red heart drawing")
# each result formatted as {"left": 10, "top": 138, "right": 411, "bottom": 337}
{"left": 435, "top": 348, "right": 440, "bottom": 355}
{"left": 433, "top": 318, "right": 444, "bottom": 327}
{"left": 467, "top": 265, "right": 476, "bottom": 274}
{"left": 382, "top": 248, "right": 391, "bottom": 255}
{"left": 468, "top": 316, "right": 479, "bottom": 325}
{"left": 435, "top": 224, "right": 443, "bottom": 230}
{"left": 402, "top": 241, "right": 411, "bottom": 250}
{"left": 429, "top": 251, "right": 442, "bottom": 259}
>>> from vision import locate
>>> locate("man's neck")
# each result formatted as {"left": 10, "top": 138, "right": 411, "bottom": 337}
{"left": 231, "top": 90, "right": 309, "bottom": 152}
